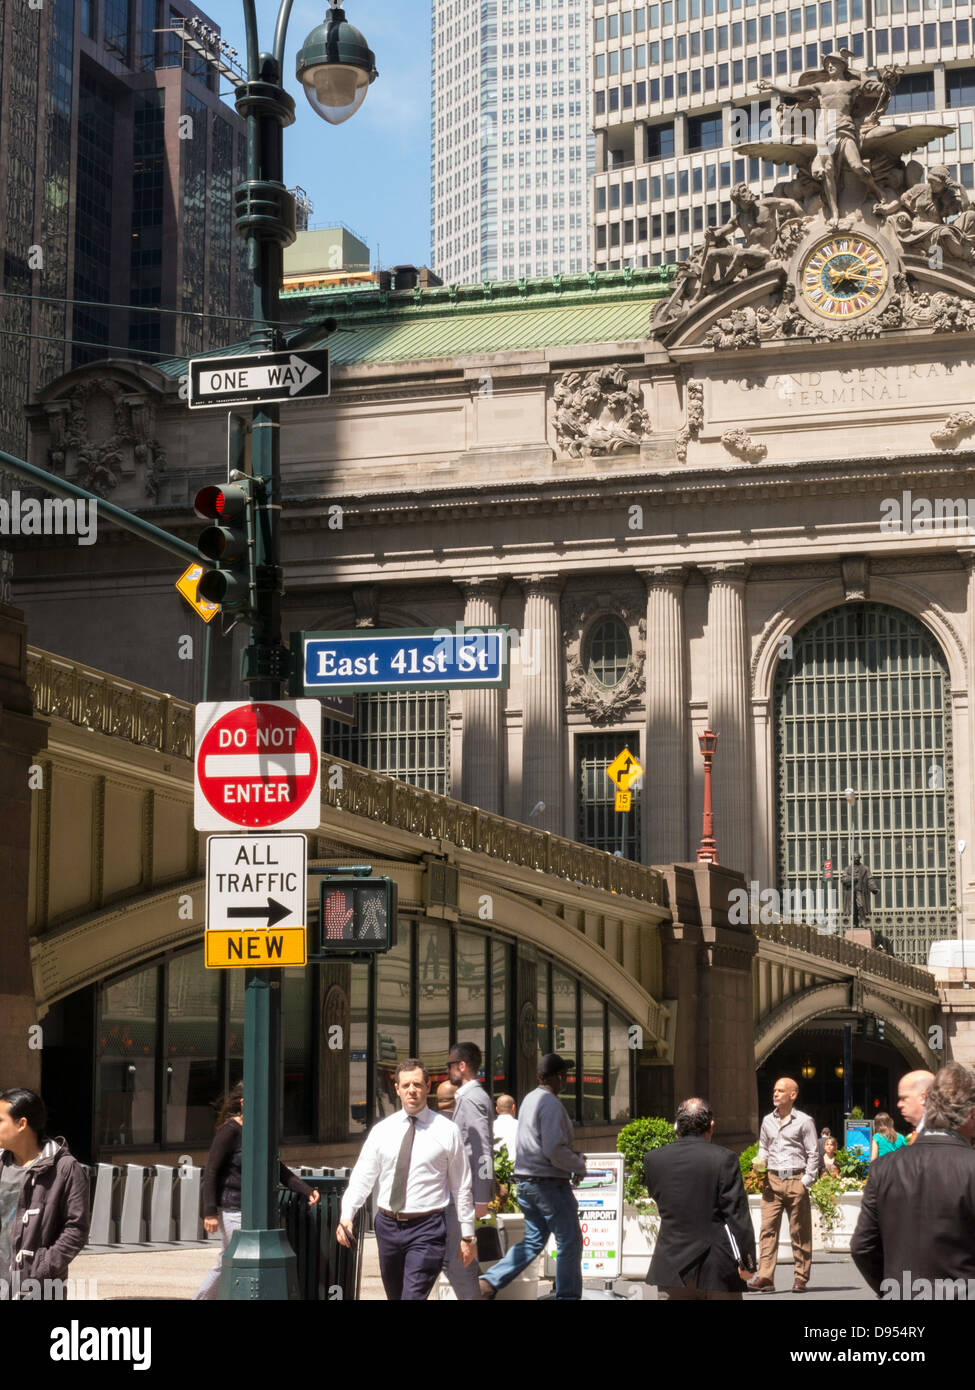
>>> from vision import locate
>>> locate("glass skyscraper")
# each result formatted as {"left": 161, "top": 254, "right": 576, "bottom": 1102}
{"left": 431, "top": 0, "right": 592, "bottom": 284}
{"left": 590, "top": 0, "right": 975, "bottom": 267}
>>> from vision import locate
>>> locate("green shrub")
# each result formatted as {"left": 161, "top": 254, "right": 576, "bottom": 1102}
{"left": 739, "top": 1141, "right": 759, "bottom": 1177}
{"left": 617, "top": 1116, "right": 676, "bottom": 1206}
{"left": 849, "top": 1105, "right": 865, "bottom": 1119}
{"left": 836, "top": 1147, "right": 869, "bottom": 1182}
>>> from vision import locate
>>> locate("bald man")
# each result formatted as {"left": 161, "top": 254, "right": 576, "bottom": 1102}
{"left": 897, "top": 1070, "right": 935, "bottom": 1143}
{"left": 747, "top": 1077, "right": 819, "bottom": 1294}
{"left": 436, "top": 1080, "right": 457, "bottom": 1118}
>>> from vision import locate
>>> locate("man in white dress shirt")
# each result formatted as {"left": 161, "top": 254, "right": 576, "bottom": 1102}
{"left": 493, "top": 1095, "right": 518, "bottom": 1156}
{"left": 337, "top": 1059, "right": 476, "bottom": 1300}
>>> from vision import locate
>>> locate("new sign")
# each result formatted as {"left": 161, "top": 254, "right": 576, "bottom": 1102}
{"left": 205, "top": 833, "right": 307, "bottom": 968}
{"left": 293, "top": 627, "right": 509, "bottom": 694}
{"left": 194, "top": 700, "right": 322, "bottom": 832}
{"left": 188, "top": 349, "right": 330, "bottom": 409}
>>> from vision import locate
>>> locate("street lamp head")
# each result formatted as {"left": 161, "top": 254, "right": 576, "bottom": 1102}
{"left": 296, "top": 6, "right": 377, "bottom": 125}
{"left": 698, "top": 728, "right": 718, "bottom": 757}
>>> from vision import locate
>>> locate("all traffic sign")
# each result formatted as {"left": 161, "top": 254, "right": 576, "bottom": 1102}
{"left": 188, "top": 349, "right": 331, "bottom": 410}
{"left": 194, "top": 700, "right": 322, "bottom": 832}
{"left": 205, "top": 833, "right": 307, "bottom": 969}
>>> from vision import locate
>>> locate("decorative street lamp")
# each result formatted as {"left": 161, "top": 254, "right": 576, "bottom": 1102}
{"left": 697, "top": 727, "right": 719, "bottom": 864}
{"left": 296, "top": 6, "right": 377, "bottom": 124}
{"left": 221, "top": 0, "right": 376, "bottom": 1302}
{"left": 800, "top": 1058, "right": 816, "bottom": 1081}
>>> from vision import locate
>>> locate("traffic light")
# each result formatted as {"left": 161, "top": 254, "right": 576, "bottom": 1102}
{"left": 194, "top": 480, "right": 255, "bottom": 612}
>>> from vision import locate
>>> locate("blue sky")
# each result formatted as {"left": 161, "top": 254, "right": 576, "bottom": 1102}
{"left": 202, "top": 1, "right": 433, "bottom": 267}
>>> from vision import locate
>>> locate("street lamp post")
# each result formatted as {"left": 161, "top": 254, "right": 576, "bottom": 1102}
{"left": 220, "top": 0, "right": 376, "bottom": 1301}
{"left": 697, "top": 728, "right": 719, "bottom": 864}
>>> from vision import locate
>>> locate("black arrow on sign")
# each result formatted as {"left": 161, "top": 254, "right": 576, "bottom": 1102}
{"left": 227, "top": 898, "right": 291, "bottom": 929}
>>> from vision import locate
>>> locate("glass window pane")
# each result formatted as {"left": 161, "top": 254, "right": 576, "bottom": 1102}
{"left": 552, "top": 969, "right": 578, "bottom": 1118}
{"left": 609, "top": 1013, "right": 631, "bottom": 1123}
{"left": 282, "top": 967, "right": 313, "bottom": 1137}
{"left": 349, "top": 963, "right": 369, "bottom": 1135}
{"left": 96, "top": 965, "right": 158, "bottom": 1148}
{"left": 581, "top": 991, "right": 606, "bottom": 1123}
{"left": 457, "top": 931, "right": 488, "bottom": 1078}
{"left": 491, "top": 942, "right": 511, "bottom": 1096}
{"left": 377, "top": 931, "right": 412, "bottom": 1117}
{"left": 166, "top": 952, "right": 220, "bottom": 1145}
{"left": 418, "top": 923, "right": 451, "bottom": 1089}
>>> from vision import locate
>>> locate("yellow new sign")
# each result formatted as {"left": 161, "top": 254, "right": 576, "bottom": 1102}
{"left": 205, "top": 927, "right": 307, "bottom": 969}
{"left": 606, "top": 747, "right": 643, "bottom": 791}
{"left": 175, "top": 563, "right": 219, "bottom": 623}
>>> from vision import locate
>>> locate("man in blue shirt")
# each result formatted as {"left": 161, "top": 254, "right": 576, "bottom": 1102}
{"left": 478, "top": 1054, "right": 587, "bottom": 1301}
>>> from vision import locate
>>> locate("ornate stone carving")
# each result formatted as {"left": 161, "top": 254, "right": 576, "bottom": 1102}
{"left": 842, "top": 556, "right": 870, "bottom": 602}
{"left": 46, "top": 377, "right": 167, "bottom": 498}
{"left": 721, "top": 428, "right": 767, "bottom": 462}
{"left": 562, "top": 592, "right": 646, "bottom": 725}
{"left": 649, "top": 54, "right": 975, "bottom": 347}
{"left": 552, "top": 365, "right": 651, "bottom": 457}
{"left": 675, "top": 380, "right": 704, "bottom": 464}
{"left": 931, "top": 411, "right": 975, "bottom": 450}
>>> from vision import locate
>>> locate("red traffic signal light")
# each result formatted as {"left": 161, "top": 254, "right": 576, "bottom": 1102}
{"left": 193, "top": 482, "right": 254, "bottom": 608}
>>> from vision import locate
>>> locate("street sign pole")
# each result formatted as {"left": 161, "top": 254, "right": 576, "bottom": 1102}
{"left": 219, "top": 2, "right": 299, "bottom": 1302}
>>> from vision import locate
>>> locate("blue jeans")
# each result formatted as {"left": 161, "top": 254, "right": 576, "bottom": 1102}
{"left": 482, "top": 1179, "right": 582, "bottom": 1300}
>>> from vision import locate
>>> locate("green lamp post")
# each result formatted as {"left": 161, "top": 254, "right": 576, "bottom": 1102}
{"left": 219, "top": 0, "right": 376, "bottom": 1302}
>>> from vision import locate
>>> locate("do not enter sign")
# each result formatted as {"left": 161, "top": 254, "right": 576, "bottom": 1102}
{"left": 194, "top": 700, "right": 322, "bottom": 831}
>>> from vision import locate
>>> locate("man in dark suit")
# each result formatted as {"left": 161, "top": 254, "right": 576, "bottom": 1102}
{"left": 643, "top": 1097, "right": 757, "bottom": 1301}
{"left": 444, "top": 1041, "right": 495, "bottom": 1298}
{"left": 851, "top": 1062, "right": 975, "bottom": 1299}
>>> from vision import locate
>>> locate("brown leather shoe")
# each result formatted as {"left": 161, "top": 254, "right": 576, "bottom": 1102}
{"left": 792, "top": 1277, "right": 808, "bottom": 1293}
{"left": 746, "top": 1276, "right": 775, "bottom": 1292}
{"left": 478, "top": 1278, "right": 497, "bottom": 1300}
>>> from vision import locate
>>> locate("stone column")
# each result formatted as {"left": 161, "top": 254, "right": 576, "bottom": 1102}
{"left": 933, "top": 62, "right": 946, "bottom": 111}
{"left": 639, "top": 566, "right": 688, "bottom": 865}
{"left": 701, "top": 563, "right": 752, "bottom": 878}
{"left": 634, "top": 120, "right": 649, "bottom": 166}
{"left": 456, "top": 576, "right": 506, "bottom": 814}
{"left": 520, "top": 574, "right": 565, "bottom": 834}
{"left": 595, "top": 129, "right": 608, "bottom": 172}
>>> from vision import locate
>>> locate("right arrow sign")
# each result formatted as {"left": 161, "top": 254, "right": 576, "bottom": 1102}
{"left": 205, "top": 832, "right": 308, "bottom": 968}
{"left": 188, "top": 348, "right": 331, "bottom": 410}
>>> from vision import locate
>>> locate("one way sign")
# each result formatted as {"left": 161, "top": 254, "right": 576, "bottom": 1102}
{"left": 188, "top": 349, "right": 331, "bottom": 410}
{"left": 205, "top": 832, "right": 307, "bottom": 968}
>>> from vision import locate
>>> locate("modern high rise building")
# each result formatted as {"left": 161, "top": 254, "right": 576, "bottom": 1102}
{"left": 590, "top": 0, "right": 975, "bottom": 268}
{"left": 431, "top": 0, "right": 592, "bottom": 284}
{"left": 0, "top": 0, "right": 248, "bottom": 467}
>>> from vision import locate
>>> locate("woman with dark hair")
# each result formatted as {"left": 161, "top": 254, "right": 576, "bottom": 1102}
{"left": 869, "top": 1112, "right": 907, "bottom": 1162}
{"left": 194, "top": 1082, "right": 320, "bottom": 1300}
{"left": 0, "top": 1087, "right": 90, "bottom": 1299}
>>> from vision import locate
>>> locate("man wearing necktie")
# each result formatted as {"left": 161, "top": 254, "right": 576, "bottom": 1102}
{"left": 337, "top": 1059, "right": 476, "bottom": 1300}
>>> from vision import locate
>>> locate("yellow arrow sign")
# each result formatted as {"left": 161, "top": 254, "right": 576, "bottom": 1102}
{"left": 175, "top": 563, "right": 219, "bottom": 623}
{"left": 606, "top": 747, "right": 643, "bottom": 790}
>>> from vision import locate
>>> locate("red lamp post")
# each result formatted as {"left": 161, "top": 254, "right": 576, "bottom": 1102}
{"left": 697, "top": 727, "right": 719, "bottom": 864}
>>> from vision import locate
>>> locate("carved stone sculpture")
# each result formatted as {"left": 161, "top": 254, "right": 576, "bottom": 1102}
{"left": 552, "top": 366, "right": 650, "bottom": 457}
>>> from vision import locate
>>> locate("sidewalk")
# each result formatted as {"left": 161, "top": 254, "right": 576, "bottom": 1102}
{"left": 67, "top": 1240, "right": 874, "bottom": 1301}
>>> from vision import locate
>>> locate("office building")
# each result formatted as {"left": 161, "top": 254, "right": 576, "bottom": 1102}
{"left": 431, "top": 0, "right": 592, "bottom": 284}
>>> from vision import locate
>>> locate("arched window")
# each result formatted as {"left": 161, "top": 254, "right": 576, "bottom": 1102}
{"left": 774, "top": 603, "right": 954, "bottom": 965}
{"left": 586, "top": 615, "right": 630, "bottom": 688}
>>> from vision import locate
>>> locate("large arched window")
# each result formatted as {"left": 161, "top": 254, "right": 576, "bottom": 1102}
{"left": 774, "top": 603, "right": 954, "bottom": 965}
{"left": 586, "top": 615, "right": 631, "bottom": 688}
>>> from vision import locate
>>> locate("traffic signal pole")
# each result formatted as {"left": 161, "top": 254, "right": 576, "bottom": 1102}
{"left": 218, "top": 0, "right": 299, "bottom": 1301}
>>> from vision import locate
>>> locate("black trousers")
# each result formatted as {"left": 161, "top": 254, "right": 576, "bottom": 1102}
{"left": 374, "top": 1210, "right": 448, "bottom": 1301}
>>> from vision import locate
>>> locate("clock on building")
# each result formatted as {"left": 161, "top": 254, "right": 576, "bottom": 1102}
{"left": 799, "top": 234, "right": 889, "bottom": 320}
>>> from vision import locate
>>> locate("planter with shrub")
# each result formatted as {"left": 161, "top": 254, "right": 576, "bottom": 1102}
{"left": 616, "top": 1116, "right": 676, "bottom": 1275}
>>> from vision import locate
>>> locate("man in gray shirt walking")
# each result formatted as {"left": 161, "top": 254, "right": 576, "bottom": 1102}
{"left": 479, "top": 1054, "right": 587, "bottom": 1301}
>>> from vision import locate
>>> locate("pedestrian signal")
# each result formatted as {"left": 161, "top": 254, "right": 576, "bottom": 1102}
{"left": 315, "top": 876, "right": 397, "bottom": 955}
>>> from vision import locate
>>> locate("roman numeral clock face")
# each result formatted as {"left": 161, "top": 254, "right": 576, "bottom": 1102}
{"left": 800, "top": 236, "right": 889, "bottom": 319}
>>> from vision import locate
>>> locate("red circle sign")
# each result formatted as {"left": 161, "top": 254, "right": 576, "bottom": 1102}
{"left": 197, "top": 703, "right": 319, "bottom": 829}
